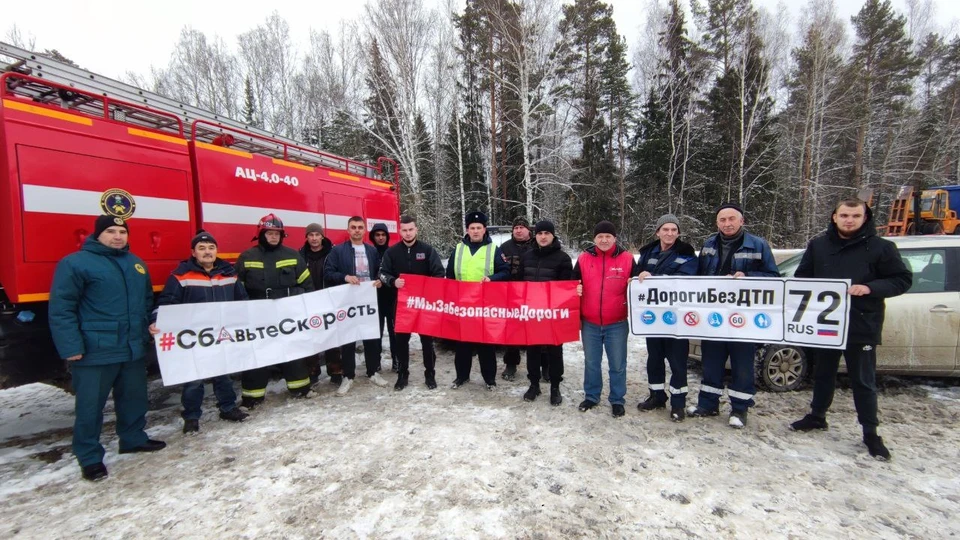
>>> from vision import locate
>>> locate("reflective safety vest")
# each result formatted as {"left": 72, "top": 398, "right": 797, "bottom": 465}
{"left": 454, "top": 243, "right": 494, "bottom": 282}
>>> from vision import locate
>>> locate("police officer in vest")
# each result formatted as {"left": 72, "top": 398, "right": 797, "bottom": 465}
{"left": 236, "top": 214, "right": 315, "bottom": 408}
{"left": 446, "top": 211, "right": 510, "bottom": 389}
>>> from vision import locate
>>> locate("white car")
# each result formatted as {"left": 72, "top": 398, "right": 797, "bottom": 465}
{"left": 689, "top": 235, "right": 960, "bottom": 391}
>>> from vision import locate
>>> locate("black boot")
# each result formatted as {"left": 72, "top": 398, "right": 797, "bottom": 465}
{"left": 183, "top": 419, "right": 200, "bottom": 434}
{"left": 864, "top": 433, "right": 891, "bottom": 461}
{"left": 394, "top": 373, "right": 409, "bottom": 391}
{"left": 523, "top": 383, "right": 541, "bottom": 402}
{"left": 241, "top": 396, "right": 264, "bottom": 410}
{"left": 425, "top": 371, "right": 437, "bottom": 390}
{"left": 637, "top": 394, "right": 667, "bottom": 411}
{"left": 502, "top": 365, "right": 517, "bottom": 381}
{"left": 550, "top": 385, "right": 562, "bottom": 406}
{"left": 81, "top": 462, "right": 108, "bottom": 482}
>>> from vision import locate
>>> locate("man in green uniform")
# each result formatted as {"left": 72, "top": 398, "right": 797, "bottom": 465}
{"left": 49, "top": 215, "right": 166, "bottom": 482}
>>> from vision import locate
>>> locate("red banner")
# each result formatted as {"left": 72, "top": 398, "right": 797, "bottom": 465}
{"left": 395, "top": 275, "right": 581, "bottom": 345}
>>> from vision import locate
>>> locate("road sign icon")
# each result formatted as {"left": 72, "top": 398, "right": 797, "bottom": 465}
{"left": 683, "top": 312, "right": 700, "bottom": 326}
{"left": 729, "top": 313, "right": 746, "bottom": 328}
{"left": 708, "top": 312, "right": 723, "bottom": 328}
{"left": 662, "top": 311, "right": 677, "bottom": 325}
{"left": 754, "top": 313, "right": 772, "bottom": 329}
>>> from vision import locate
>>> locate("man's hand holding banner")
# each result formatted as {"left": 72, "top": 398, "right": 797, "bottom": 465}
{"left": 628, "top": 276, "right": 851, "bottom": 349}
{"left": 395, "top": 275, "right": 581, "bottom": 346}
{"left": 154, "top": 284, "right": 380, "bottom": 386}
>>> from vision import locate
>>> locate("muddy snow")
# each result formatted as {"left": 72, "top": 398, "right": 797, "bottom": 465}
{"left": 1, "top": 335, "right": 958, "bottom": 539}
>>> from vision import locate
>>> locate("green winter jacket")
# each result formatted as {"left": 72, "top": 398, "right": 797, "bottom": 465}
{"left": 48, "top": 236, "right": 154, "bottom": 365}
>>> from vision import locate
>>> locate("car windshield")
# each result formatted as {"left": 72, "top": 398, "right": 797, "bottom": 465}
{"left": 778, "top": 252, "right": 804, "bottom": 277}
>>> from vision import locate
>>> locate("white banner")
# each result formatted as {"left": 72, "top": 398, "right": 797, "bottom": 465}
{"left": 628, "top": 276, "right": 851, "bottom": 349}
{"left": 154, "top": 284, "right": 380, "bottom": 385}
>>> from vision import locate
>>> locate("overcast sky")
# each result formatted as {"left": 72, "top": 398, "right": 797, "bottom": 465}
{"left": 3, "top": 0, "right": 959, "bottom": 81}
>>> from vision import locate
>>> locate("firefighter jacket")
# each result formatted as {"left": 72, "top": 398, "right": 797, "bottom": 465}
{"left": 150, "top": 258, "right": 248, "bottom": 323}
{"left": 519, "top": 238, "right": 573, "bottom": 282}
{"left": 795, "top": 207, "right": 912, "bottom": 344}
{"left": 636, "top": 239, "right": 698, "bottom": 276}
{"left": 49, "top": 236, "right": 154, "bottom": 365}
{"left": 445, "top": 234, "right": 511, "bottom": 282}
{"left": 300, "top": 237, "right": 334, "bottom": 291}
{"left": 697, "top": 231, "right": 780, "bottom": 277}
{"left": 324, "top": 241, "right": 381, "bottom": 287}
{"left": 236, "top": 244, "right": 314, "bottom": 299}
{"left": 572, "top": 244, "right": 638, "bottom": 327}
{"left": 500, "top": 237, "right": 534, "bottom": 280}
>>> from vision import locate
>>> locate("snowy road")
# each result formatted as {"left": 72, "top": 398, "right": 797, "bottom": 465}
{"left": 1, "top": 336, "right": 959, "bottom": 539}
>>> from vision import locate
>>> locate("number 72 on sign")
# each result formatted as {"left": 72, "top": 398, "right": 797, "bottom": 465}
{"left": 782, "top": 279, "right": 851, "bottom": 349}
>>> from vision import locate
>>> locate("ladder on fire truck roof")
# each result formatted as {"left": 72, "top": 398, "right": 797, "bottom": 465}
{"left": 0, "top": 41, "right": 388, "bottom": 181}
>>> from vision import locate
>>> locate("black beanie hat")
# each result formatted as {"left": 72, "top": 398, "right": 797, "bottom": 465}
{"left": 593, "top": 220, "right": 617, "bottom": 237}
{"left": 191, "top": 230, "right": 218, "bottom": 249}
{"left": 93, "top": 215, "right": 128, "bottom": 239}
{"left": 534, "top": 220, "right": 555, "bottom": 235}
{"left": 465, "top": 211, "right": 488, "bottom": 228}
{"left": 716, "top": 202, "right": 744, "bottom": 217}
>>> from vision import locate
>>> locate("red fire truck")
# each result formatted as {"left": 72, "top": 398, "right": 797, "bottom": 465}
{"left": 0, "top": 43, "right": 401, "bottom": 387}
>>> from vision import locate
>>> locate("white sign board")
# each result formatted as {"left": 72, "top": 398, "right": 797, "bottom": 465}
{"left": 154, "top": 284, "right": 380, "bottom": 385}
{"left": 628, "top": 276, "right": 850, "bottom": 349}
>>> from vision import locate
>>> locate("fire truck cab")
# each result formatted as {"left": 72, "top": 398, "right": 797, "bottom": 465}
{"left": 0, "top": 44, "right": 400, "bottom": 387}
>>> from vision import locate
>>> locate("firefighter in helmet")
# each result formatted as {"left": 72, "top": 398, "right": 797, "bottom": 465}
{"left": 236, "top": 213, "right": 316, "bottom": 408}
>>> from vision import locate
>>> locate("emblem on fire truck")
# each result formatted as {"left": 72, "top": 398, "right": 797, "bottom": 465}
{"left": 99, "top": 188, "right": 137, "bottom": 219}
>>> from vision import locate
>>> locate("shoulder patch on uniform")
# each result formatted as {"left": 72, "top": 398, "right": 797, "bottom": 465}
{"left": 134, "top": 263, "right": 146, "bottom": 275}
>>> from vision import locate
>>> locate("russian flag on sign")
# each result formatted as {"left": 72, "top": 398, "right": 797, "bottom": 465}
{"left": 817, "top": 329, "right": 839, "bottom": 337}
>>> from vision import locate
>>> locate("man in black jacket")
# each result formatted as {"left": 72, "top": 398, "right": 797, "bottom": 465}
{"left": 300, "top": 223, "right": 342, "bottom": 384}
{"left": 236, "top": 214, "right": 315, "bottom": 408}
{"left": 519, "top": 220, "right": 573, "bottom": 405}
{"left": 370, "top": 222, "right": 398, "bottom": 373}
{"left": 324, "top": 216, "right": 388, "bottom": 395}
{"left": 379, "top": 215, "right": 446, "bottom": 390}
{"left": 500, "top": 215, "right": 534, "bottom": 381}
{"left": 789, "top": 199, "right": 912, "bottom": 461}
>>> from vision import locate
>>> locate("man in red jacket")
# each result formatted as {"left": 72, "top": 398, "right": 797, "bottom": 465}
{"left": 573, "top": 220, "right": 638, "bottom": 417}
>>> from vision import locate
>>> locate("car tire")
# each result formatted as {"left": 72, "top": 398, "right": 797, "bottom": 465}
{"left": 755, "top": 345, "right": 809, "bottom": 392}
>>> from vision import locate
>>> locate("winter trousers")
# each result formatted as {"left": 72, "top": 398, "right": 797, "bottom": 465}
{"left": 324, "top": 347, "right": 343, "bottom": 376}
{"left": 241, "top": 358, "right": 311, "bottom": 398}
{"left": 181, "top": 375, "right": 238, "bottom": 420}
{"left": 808, "top": 343, "right": 880, "bottom": 433}
{"left": 70, "top": 358, "right": 149, "bottom": 467}
{"left": 380, "top": 309, "right": 397, "bottom": 364}
{"left": 697, "top": 340, "right": 757, "bottom": 413}
{"left": 394, "top": 332, "right": 437, "bottom": 379}
{"left": 341, "top": 338, "right": 383, "bottom": 379}
{"left": 454, "top": 341, "right": 498, "bottom": 384}
{"left": 503, "top": 346, "right": 522, "bottom": 367}
{"left": 526, "top": 345, "right": 563, "bottom": 385}
{"left": 646, "top": 337, "right": 689, "bottom": 409}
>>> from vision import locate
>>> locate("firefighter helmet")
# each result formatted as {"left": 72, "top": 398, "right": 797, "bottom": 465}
{"left": 256, "top": 213, "right": 286, "bottom": 238}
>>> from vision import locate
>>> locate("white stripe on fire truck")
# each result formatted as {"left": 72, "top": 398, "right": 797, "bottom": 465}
{"left": 202, "top": 203, "right": 324, "bottom": 228}
{"left": 21, "top": 185, "right": 190, "bottom": 221}
{"left": 202, "top": 203, "right": 397, "bottom": 232}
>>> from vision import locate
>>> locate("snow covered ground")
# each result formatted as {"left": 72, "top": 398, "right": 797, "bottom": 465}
{"left": 1, "top": 335, "right": 959, "bottom": 539}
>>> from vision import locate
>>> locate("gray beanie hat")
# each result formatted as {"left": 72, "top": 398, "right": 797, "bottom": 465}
{"left": 655, "top": 213, "right": 680, "bottom": 232}
{"left": 305, "top": 223, "right": 324, "bottom": 236}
